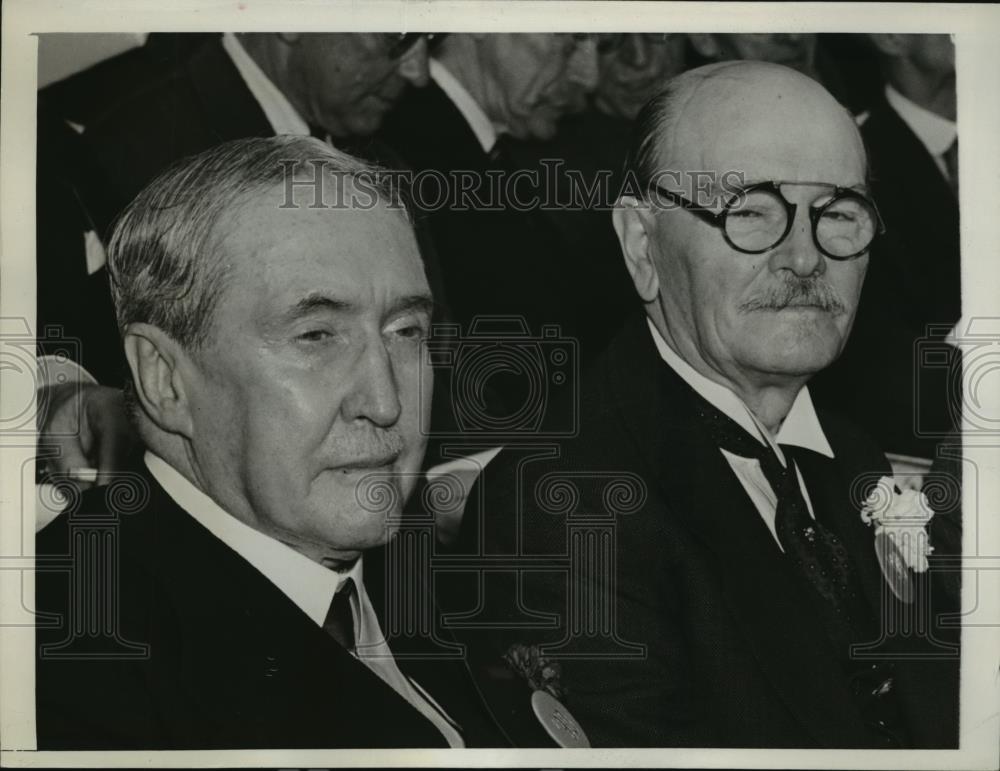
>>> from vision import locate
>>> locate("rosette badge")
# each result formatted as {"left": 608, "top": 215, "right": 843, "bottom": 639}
{"left": 860, "top": 475, "right": 935, "bottom": 603}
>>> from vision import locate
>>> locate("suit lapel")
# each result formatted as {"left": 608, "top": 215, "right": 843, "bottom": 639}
{"left": 140, "top": 473, "right": 449, "bottom": 747}
{"left": 185, "top": 37, "right": 273, "bottom": 143}
{"left": 363, "top": 543, "right": 513, "bottom": 746}
{"left": 606, "top": 313, "right": 871, "bottom": 746}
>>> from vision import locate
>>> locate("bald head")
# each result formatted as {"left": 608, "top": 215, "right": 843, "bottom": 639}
{"left": 630, "top": 61, "right": 865, "bottom": 195}
{"left": 615, "top": 61, "right": 875, "bottom": 429}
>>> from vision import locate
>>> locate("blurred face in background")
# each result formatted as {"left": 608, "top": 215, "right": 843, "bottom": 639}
{"left": 688, "top": 33, "right": 819, "bottom": 78}
{"left": 906, "top": 33, "right": 955, "bottom": 79}
{"left": 279, "top": 32, "right": 430, "bottom": 137}
{"left": 475, "top": 33, "right": 600, "bottom": 139}
{"left": 595, "top": 33, "right": 687, "bottom": 120}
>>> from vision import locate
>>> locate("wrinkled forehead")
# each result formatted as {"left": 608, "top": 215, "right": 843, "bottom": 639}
{"left": 215, "top": 180, "right": 423, "bottom": 286}
{"left": 664, "top": 68, "right": 867, "bottom": 189}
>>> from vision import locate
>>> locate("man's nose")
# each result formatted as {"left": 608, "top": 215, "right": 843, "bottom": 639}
{"left": 341, "top": 340, "right": 402, "bottom": 428}
{"left": 568, "top": 37, "right": 600, "bottom": 91}
{"left": 769, "top": 210, "right": 827, "bottom": 278}
{"left": 397, "top": 38, "right": 430, "bottom": 87}
{"left": 622, "top": 34, "right": 652, "bottom": 68}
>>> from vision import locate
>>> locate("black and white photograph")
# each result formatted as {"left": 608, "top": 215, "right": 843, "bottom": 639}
{"left": 1, "top": 1, "right": 998, "bottom": 767}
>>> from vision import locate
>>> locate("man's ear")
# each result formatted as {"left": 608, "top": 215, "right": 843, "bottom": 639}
{"left": 613, "top": 197, "right": 660, "bottom": 303}
{"left": 122, "top": 323, "right": 195, "bottom": 438}
{"left": 687, "top": 34, "right": 721, "bottom": 60}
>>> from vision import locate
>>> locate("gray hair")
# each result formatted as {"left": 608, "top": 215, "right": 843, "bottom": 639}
{"left": 107, "top": 135, "right": 409, "bottom": 349}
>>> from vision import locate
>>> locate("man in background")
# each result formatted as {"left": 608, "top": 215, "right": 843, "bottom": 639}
{"left": 37, "top": 33, "right": 432, "bottom": 480}
{"left": 812, "top": 33, "right": 959, "bottom": 461}
{"left": 377, "top": 33, "right": 625, "bottom": 357}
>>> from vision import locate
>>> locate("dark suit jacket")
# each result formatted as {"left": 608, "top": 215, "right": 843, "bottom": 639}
{"left": 441, "top": 310, "right": 960, "bottom": 748}
{"left": 35, "top": 468, "right": 509, "bottom": 749}
{"left": 36, "top": 37, "right": 438, "bottom": 389}
{"left": 811, "top": 94, "right": 961, "bottom": 458}
{"left": 36, "top": 36, "right": 273, "bottom": 387}
{"left": 378, "top": 81, "right": 630, "bottom": 362}
{"left": 65, "top": 36, "right": 274, "bottom": 239}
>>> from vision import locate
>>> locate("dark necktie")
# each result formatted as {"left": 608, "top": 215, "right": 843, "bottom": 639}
{"left": 690, "top": 391, "right": 909, "bottom": 745}
{"left": 690, "top": 393, "right": 868, "bottom": 645}
{"left": 323, "top": 578, "right": 356, "bottom": 653}
{"left": 942, "top": 137, "right": 959, "bottom": 198}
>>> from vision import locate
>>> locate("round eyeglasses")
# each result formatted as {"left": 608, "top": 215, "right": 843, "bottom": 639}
{"left": 648, "top": 180, "right": 886, "bottom": 260}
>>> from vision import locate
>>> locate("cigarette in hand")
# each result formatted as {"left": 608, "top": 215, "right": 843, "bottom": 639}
{"left": 65, "top": 467, "right": 99, "bottom": 483}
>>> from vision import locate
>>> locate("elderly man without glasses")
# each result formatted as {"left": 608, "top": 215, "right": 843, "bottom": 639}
{"left": 35, "top": 136, "right": 511, "bottom": 749}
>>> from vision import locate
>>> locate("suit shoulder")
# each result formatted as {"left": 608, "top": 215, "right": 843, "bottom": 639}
{"left": 816, "top": 407, "right": 891, "bottom": 474}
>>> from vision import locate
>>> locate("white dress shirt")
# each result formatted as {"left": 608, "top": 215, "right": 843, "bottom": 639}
{"left": 884, "top": 84, "right": 958, "bottom": 182}
{"left": 647, "top": 320, "right": 835, "bottom": 548}
{"left": 144, "top": 452, "right": 464, "bottom": 747}
{"left": 221, "top": 33, "right": 311, "bottom": 137}
{"left": 429, "top": 58, "right": 504, "bottom": 153}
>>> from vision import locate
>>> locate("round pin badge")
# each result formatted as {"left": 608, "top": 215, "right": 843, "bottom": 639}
{"left": 530, "top": 690, "right": 590, "bottom": 748}
{"left": 874, "top": 530, "right": 915, "bottom": 604}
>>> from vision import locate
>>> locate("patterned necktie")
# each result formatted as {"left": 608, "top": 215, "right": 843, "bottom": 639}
{"left": 943, "top": 137, "right": 959, "bottom": 198}
{"left": 690, "top": 389, "right": 906, "bottom": 746}
{"left": 691, "top": 394, "right": 869, "bottom": 647}
{"left": 323, "top": 578, "right": 356, "bottom": 653}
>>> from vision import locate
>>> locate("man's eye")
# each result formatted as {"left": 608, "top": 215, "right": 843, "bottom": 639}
{"left": 393, "top": 324, "right": 426, "bottom": 340}
{"left": 729, "top": 208, "right": 766, "bottom": 219}
{"left": 297, "top": 329, "right": 333, "bottom": 343}
{"left": 822, "top": 209, "right": 856, "bottom": 222}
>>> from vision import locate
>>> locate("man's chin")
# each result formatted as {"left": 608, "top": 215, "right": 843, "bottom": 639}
{"left": 739, "top": 325, "right": 844, "bottom": 377}
{"left": 751, "top": 345, "right": 840, "bottom": 379}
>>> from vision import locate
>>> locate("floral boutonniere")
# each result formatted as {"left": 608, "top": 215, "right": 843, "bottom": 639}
{"left": 503, "top": 643, "right": 566, "bottom": 700}
{"left": 860, "top": 475, "right": 935, "bottom": 601}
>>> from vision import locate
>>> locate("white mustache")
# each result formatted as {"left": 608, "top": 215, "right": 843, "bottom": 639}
{"left": 328, "top": 432, "right": 405, "bottom": 468}
{"left": 739, "top": 278, "right": 846, "bottom": 314}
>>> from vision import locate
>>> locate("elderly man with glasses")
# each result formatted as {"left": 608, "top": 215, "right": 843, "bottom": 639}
{"left": 441, "top": 60, "right": 959, "bottom": 748}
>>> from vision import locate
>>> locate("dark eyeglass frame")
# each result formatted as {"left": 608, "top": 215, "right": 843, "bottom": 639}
{"left": 384, "top": 32, "right": 446, "bottom": 59}
{"left": 647, "top": 180, "right": 886, "bottom": 261}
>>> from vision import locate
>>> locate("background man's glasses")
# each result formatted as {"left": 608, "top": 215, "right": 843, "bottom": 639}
{"left": 648, "top": 180, "right": 885, "bottom": 260}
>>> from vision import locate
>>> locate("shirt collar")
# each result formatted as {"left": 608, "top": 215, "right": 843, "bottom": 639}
{"left": 221, "top": 32, "right": 311, "bottom": 137}
{"left": 430, "top": 58, "right": 502, "bottom": 153}
{"left": 884, "top": 84, "right": 957, "bottom": 157}
{"left": 646, "top": 318, "right": 834, "bottom": 460}
{"left": 144, "top": 451, "right": 358, "bottom": 626}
